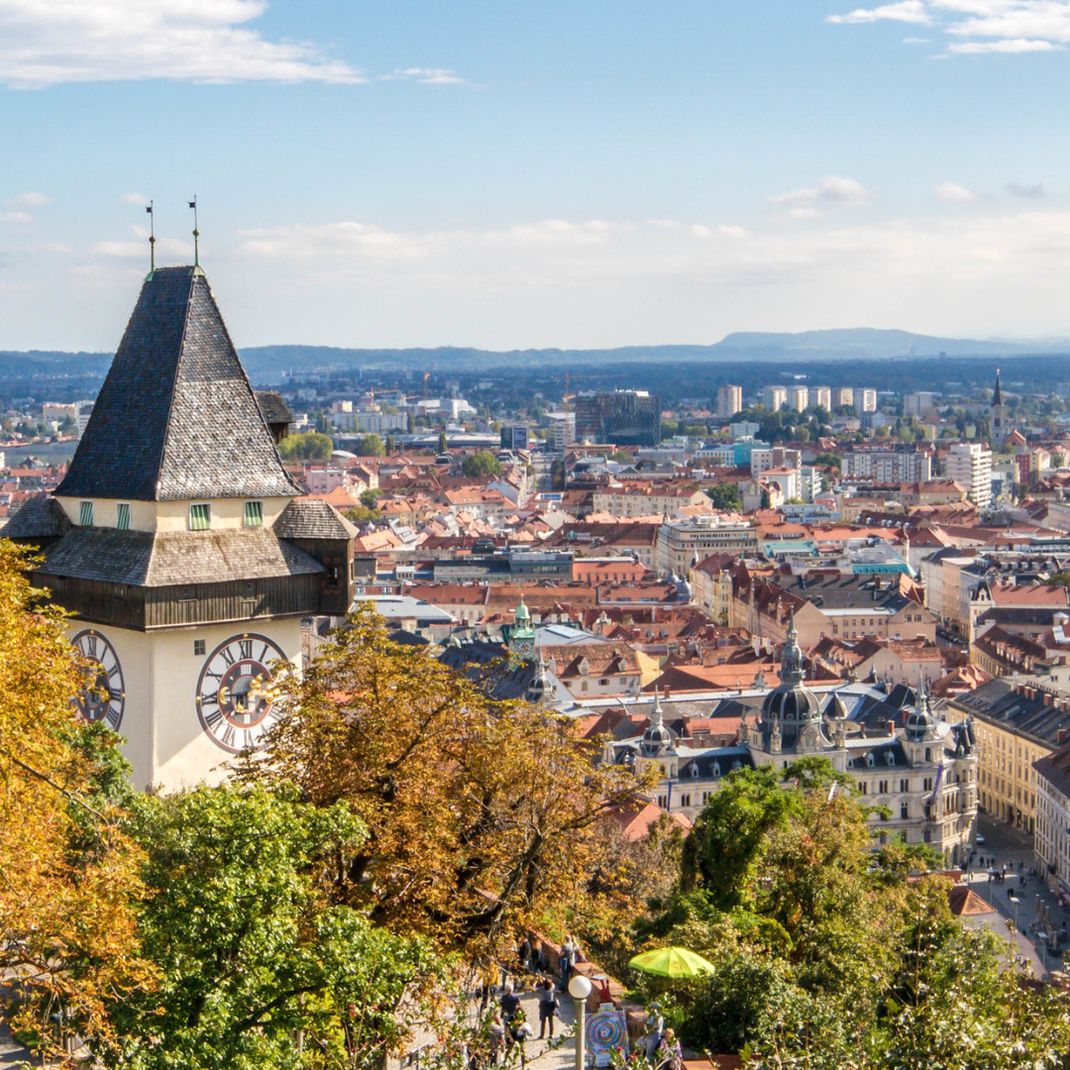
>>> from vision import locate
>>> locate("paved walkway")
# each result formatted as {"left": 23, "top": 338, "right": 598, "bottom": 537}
{"left": 961, "top": 815, "right": 1070, "bottom": 980}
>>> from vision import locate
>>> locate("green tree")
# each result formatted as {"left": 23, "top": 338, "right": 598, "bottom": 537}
{"left": 438, "top": 430, "right": 448, "bottom": 453}
{"left": 386, "top": 433, "right": 396, "bottom": 454}
{"left": 679, "top": 766, "right": 799, "bottom": 912}
{"left": 355, "top": 433, "right": 385, "bottom": 457}
{"left": 359, "top": 488, "right": 380, "bottom": 510}
{"left": 407, "top": 412, "right": 416, "bottom": 434}
{"left": 707, "top": 483, "right": 744, "bottom": 512}
{"left": 344, "top": 505, "right": 381, "bottom": 523}
{"left": 814, "top": 452, "right": 841, "bottom": 469}
{"left": 461, "top": 450, "right": 503, "bottom": 480}
{"left": 105, "top": 784, "right": 440, "bottom": 1070}
{"left": 277, "top": 431, "right": 333, "bottom": 460}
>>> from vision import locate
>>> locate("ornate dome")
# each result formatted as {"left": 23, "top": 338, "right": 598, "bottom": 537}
{"left": 905, "top": 681, "right": 939, "bottom": 742}
{"left": 758, "top": 614, "right": 828, "bottom": 752}
{"left": 640, "top": 690, "right": 674, "bottom": 757}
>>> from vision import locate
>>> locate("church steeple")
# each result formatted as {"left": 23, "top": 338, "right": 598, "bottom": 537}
{"left": 990, "top": 367, "right": 1007, "bottom": 450}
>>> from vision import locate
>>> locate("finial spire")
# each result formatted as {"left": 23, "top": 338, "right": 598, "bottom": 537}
{"left": 651, "top": 687, "right": 663, "bottom": 727}
{"left": 145, "top": 200, "right": 155, "bottom": 278}
{"left": 189, "top": 196, "right": 200, "bottom": 269}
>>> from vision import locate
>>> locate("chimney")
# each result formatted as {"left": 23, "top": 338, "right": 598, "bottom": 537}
{"left": 664, "top": 686, "right": 672, "bottom": 700}
{"left": 887, "top": 719, "right": 895, "bottom": 736}
{"left": 1059, "top": 729, "right": 1067, "bottom": 744}
{"left": 1045, "top": 693, "right": 1054, "bottom": 706}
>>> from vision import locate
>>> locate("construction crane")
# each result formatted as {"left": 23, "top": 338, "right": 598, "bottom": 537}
{"left": 423, "top": 370, "right": 431, "bottom": 401}
{"left": 550, "top": 371, "right": 601, "bottom": 416}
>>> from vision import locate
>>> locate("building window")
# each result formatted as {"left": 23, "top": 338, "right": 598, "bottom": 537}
{"left": 901, "top": 802, "right": 909, "bottom": 820}
{"left": 116, "top": 502, "right": 130, "bottom": 530}
{"left": 79, "top": 500, "right": 93, "bottom": 526}
{"left": 189, "top": 503, "right": 211, "bottom": 531}
{"left": 244, "top": 500, "right": 264, "bottom": 527}
{"left": 194, "top": 639, "right": 205, "bottom": 656}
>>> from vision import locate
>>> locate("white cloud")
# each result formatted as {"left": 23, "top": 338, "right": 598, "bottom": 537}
{"left": 769, "top": 176, "right": 874, "bottom": 207}
{"left": 718, "top": 224, "right": 751, "bottom": 238}
{"left": 94, "top": 225, "right": 191, "bottom": 259}
{"left": 827, "top": 1, "right": 931, "bottom": 23}
{"left": 947, "top": 36, "right": 1059, "bottom": 51}
{"left": 120, "top": 192, "right": 150, "bottom": 206}
{"left": 7, "top": 191, "right": 50, "bottom": 207}
{"left": 380, "top": 67, "right": 466, "bottom": 85}
{"left": 0, "top": 0, "right": 366, "bottom": 88}
{"left": 0, "top": 211, "right": 31, "bottom": 223}
{"left": 829, "top": 0, "right": 1070, "bottom": 54}
{"left": 935, "top": 181, "right": 978, "bottom": 201}
{"left": 903, "top": 35, "right": 932, "bottom": 40}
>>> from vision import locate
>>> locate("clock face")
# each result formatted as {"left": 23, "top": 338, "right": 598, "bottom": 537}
{"left": 71, "top": 629, "right": 125, "bottom": 730}
{"left": 196, "top": 633, "right": 288, "bottom": 753}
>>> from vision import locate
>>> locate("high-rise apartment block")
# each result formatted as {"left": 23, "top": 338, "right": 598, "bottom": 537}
{"left": 833, "top": 387, "right": 854, "bottom": 409}
{"left": 716, "top": 385, "right": 743, "bottom": 418}
{"left": 860, "top": 389, "right": 878, "bottom": 412}
{"left": 813, "top": 387, "right": 831, "bottom": 410}
{"left": 945, "top": 442, "right": 992, "bottom": 507}
{"left": 762, "top": 386, "right": 786, "bottom": 412}
{"left": 841, "top": 446, "right": 932, "bottom": 483}
{"left": 787, "top": 385, "right": 808, "bottom": 412}
{"left": 574, "top": 390, "right": 662, "bottom": 447}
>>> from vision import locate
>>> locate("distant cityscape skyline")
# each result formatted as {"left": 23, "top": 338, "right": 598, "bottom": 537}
{"left": 5, "top": 2, "right": 1070, "bottom": 350}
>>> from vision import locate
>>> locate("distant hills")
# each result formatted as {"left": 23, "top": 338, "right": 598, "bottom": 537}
{"left": 2, "top": 329, "right": 1068, "bottom": 391}
{"left": 237, "top": 329, "right": 1070, "bottom": 380}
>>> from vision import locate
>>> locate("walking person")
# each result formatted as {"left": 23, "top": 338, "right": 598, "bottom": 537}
{"left": 536, "top": 978, "right": 559, "bottom": 1040}
{"left": 559, "top": 934, "right": 574, "bottom": 989}
{"left": 511, "top": 1010, "right": 535, "bottom": 1067}
{"left": 500, "top": 983, "right": 520, "bottom": 1025}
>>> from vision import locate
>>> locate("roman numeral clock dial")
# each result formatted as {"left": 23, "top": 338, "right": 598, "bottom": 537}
{"left": 196, "top": 634, "right": 287, "bottom": 753}
{"left": 72, "top": 629, "right": 125, "bottom": 730}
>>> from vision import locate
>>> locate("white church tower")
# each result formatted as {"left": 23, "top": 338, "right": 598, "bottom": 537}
{"left": 3, "top": 264, "right": 357, "bottom": 791}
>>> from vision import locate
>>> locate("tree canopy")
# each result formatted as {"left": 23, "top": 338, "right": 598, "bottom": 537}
{"left": 238, "top": 607, "right": 650, "bottom": 956}
{"left": 277, "top": 431, "right": 333, "bottom": 460}
{"left": 461, "top": 450, "right": 502, "bottom": 479}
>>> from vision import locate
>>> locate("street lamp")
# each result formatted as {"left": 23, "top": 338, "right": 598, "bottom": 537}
{"left": 568, "top": 973, "right": 593, "bottom": 1070}
{"left": 1009, "top": 890, "right": 1020, "bottom": 931}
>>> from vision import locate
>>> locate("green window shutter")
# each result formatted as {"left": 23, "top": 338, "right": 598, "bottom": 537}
{"left": 116, "top": 503, "right": 130, "bottom": 530}
{"left": 79, "top": 501, "right": 93, "bottom": 526}
{"left": 189, "top": 503, "right": 211, "bottom": 531}
{"left": 244, "top": 500, "right": 263, "bottom": 527}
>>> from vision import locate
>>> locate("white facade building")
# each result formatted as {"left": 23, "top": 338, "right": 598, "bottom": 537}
{"left": 945, "top": 443, "right": 992, "bottom": 507}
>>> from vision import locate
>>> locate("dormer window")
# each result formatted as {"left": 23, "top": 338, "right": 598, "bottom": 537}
{"left": 189, "top": 503, "right": 211, "bottom": 531}
{"left": 79, "top": 501, "right": 93, "bottom": 526}
{"left": 244, "top": 500, "right": 263, "bottom": 527}
{"left": 116, "top": 503, "right": 130, "bottom": 531}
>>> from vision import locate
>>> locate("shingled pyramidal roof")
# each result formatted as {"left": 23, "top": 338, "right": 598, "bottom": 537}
{"left": 57, "top": 266, "right": 299, "bottom": 503}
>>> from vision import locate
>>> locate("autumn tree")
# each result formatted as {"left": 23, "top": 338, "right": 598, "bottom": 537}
{"left": 104, "top": 784, "right": 441, "bottom": 1070}
{"left": 0, "top": 541, "right": 150, "bottom": 1055}
{"left": 238, "top": 607, "right": 650, "bottom": 958}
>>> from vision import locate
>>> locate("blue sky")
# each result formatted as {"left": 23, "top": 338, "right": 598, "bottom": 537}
{"left": 4, "top": 0, "right": 1070, "bottom": 350}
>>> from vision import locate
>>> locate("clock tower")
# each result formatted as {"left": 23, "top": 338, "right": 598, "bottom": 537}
{"left": 3, "top": 265, "right": 357, "bottom": 791}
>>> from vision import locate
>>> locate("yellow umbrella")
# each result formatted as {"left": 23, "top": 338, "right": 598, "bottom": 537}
{"left": 628, "top": 947, "right": 716, "bottom": 978}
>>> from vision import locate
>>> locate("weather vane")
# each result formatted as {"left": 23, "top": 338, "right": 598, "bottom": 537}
{"left": 189, "top": 196, "right": 200, "bottom": 267}
{"left": 145, "top": 200, "right": 155, "bottom": 275}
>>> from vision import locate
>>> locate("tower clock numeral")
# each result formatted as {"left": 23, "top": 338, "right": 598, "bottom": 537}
{"left": 71, "top": 629, "right": 126, "bottom": 732}
{"left": 195, "top": 633, "right": 287, "bottom": 754}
